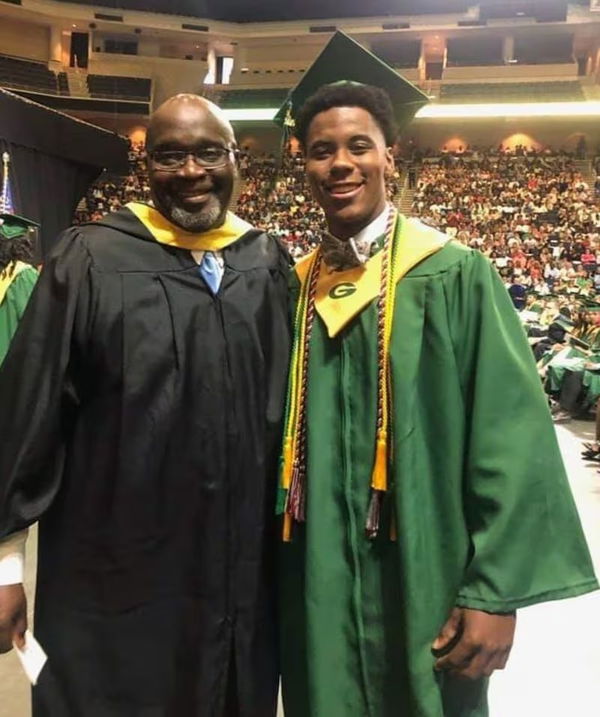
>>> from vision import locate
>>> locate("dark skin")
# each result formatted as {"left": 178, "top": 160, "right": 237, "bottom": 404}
{"left": 303, "top": 106, "right": 394, "bottom": 240}
{"left": 146, "top": 94, "right": 237, "bottom": 232}
{"left": 432, "top": 608, "right": 516, "bottom": 680}
{"left": 0, "top": 96, "right": 238, "bottom": 656}
{"left": 305, "top": 103, "right": 517, "bottom": 681}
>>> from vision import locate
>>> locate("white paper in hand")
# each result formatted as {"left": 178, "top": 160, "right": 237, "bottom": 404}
{"left": 13, "top": 630, "right": 48, "bottom": 685}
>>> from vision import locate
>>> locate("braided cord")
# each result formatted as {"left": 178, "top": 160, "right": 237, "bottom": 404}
{"left": 371, "top": 207, "right": 398, "bottom": 491}
{"left": 282, "top": 250, "right": 321, "bottom": 540}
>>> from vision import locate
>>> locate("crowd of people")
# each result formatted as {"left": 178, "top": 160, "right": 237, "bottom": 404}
{"left": 74, "top": 142, "right": 600, "bottom": 305}
{"left": 75, "top": 144, "right": 600, "bottom": 290}
{"left": 412, "top": 149, "right": 600, "bottom": 300}
{"left": 74, "top": 142, "right": 404, "bottom": 258}
{"left": 73, "top": 140, "right": 600, "bottom": 429}
{"left": 74, "top": 143, "right": 151, "bottom": 223}
{"left": 2, "top": 69, "right": 598, "bottom": 715}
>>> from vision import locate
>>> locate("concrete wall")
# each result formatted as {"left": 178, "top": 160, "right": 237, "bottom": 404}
{"left": 443, "top": 63, "right": 578, "bottom": 82}
{"left": 0, "top": 17, "right": 49, "bottom": 62}
{"left": 88, "top": 53, "right": 208, "bottom": 106}
{"left": 233, "top": 123, "right": 283, "bottom": 153}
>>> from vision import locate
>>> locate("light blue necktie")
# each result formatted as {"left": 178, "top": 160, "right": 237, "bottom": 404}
{"left": 198, "top": 251, "right": 223, "bottom": 295}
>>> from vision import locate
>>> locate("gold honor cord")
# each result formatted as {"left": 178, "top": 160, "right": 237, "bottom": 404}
{"left": 281, "top": 207, "right": 399, "bottom": 541}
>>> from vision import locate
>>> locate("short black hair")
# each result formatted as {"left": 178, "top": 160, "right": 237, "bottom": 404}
{"left": 294, "top": 83, "right": 398, "bottom": 149}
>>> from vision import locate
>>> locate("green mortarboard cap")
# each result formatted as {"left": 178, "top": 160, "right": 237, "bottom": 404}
{"left": 554, "top": 314, "right": 575, "bottom": 332}
{"left": 0, "top": 213, "right": 39, "bottom": 241}
{"left": 274, "top": 31, "right": 429, "bottom": 134}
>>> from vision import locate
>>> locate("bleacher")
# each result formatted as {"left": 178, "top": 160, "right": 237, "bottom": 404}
{"left": 0, "top": 54, "right": 58, "bottom": 94}
{"left": 87, "top": 74, "right": 151, "bottom": 101}
{"left": 440, "top": 81, "right": 585, "bottom": 103}
{"left": 57, "top": 72, "right": 69, "bottom": 96}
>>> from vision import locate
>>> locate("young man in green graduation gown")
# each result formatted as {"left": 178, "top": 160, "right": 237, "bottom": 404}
{"left": 0, "top": 213, "right": 38, "bottom": 365}
{"left": 276, "top": 32, "right": 598, "bottom": 717}
{"left": 0, "top": 95, "right": 289, "bottom": 716}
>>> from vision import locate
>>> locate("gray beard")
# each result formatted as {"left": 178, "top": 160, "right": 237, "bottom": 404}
{"left": 168, "top": 195, "right": 223, "bottom": 232}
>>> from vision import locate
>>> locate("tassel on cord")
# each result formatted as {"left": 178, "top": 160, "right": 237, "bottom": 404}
{"left": 281, "top": 436, "right": 294, "bottom": 490}
{"left": 279, "top": 250, "right": 321, "bottom": 541}
{"left": 281, "top": 438, "right": 295, "bottom": 542}
{"left": 366, "top": 491, "right": 382, "bottom": 539}
{"left": 371, "top": 431, "right": 388, "bottom": 492}
{"left": 287, "top": 465, "right": 306, "bottom": 523}
{"left": 366, "top": 209, "right": 398, "bottom": 538}
{"left": 283, "top": 513, "right": 293, "bottom": 542}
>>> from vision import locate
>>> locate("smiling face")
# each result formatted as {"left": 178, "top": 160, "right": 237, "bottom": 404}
{"left": 147, "top": 98, "right": 236, "bottom": 232}
{"left": 304, "top": 105, "right": 394, "bottom": 239}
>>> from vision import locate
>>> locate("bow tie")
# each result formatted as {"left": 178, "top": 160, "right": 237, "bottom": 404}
{"left": 320, "top": 233, "right": 378, "bottom": 272}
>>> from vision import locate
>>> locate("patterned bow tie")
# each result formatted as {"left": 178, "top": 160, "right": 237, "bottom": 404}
{"left": 320, "top": 233, "right": 379, "bottom": 272}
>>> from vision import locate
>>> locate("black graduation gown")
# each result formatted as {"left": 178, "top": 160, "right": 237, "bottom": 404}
{"left": 0, "top": 208, "right": 291, "bottom": 717}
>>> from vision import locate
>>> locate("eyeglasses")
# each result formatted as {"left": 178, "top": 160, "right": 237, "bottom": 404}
{"left": 149, "top": 147, "right": 234, "bottom": 171}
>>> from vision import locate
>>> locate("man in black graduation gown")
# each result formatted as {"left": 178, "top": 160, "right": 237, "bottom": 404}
{"left": 0, "top": 94, "right": 290, "bottom": 716}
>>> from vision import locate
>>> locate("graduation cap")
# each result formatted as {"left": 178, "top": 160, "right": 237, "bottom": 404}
{"left": 273, "top": 31, "right": 429, "bottom": 136}
{"left": 553, "top": 314, "right": 575, "bottom": 332}
{"left": 0, "top": 213, "right": 39, "bottom": 241}
{"left": 569, "top": 335, "right": 591, "bottom": 351}
{"left": 529, "top": 301, "right": 544, "bottom": 313}
{"left": 582, "top": 298, "right": 600, "bottom": 311}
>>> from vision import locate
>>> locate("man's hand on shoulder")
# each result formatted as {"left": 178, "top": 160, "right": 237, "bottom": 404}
{"left": 0, "top": 584, "right": 27, "bottom": 653}
{"left": 431, "top": 607, "right": 516, "bottom": 680}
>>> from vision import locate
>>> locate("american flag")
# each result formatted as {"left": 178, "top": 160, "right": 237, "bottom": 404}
{"left": 1, "top": 151, "right": 15, "bottom": 214}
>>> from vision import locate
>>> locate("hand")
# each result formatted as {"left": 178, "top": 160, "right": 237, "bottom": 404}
{"left": 431, "top": 607, "right": 515, "bottom": 680}
{"left": 0, "top": 584, "right": 27, "bottom": 653}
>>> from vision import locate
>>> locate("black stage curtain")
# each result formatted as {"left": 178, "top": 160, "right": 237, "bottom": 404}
{"left": 1, "top": 138, "right": 100, "bottom": 257}
{"left": 0, "top": 89, "right": 128, "bottom": 257}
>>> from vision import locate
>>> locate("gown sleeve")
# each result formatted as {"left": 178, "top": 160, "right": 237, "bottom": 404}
{"left": 448, "top": 250, "right": 598, "bottom": 613}
{"left": 0, "top": 230, "right": 92, "bottom": 538}
{"left": 6, "top": 266, "right": 39, "bottom": 320}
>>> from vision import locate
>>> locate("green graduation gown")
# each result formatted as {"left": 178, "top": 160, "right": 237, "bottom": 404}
{"left": 0, "top": 261, "right": 38, "bottom": 365}
{"left": 279, "top": 218, "right": 598, "bottom": 717}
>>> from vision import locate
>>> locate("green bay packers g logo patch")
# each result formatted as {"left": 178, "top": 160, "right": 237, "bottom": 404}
{"left": 329, "top": 282, "right": 357, "bottom": 299}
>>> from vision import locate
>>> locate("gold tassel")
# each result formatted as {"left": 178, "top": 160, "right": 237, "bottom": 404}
{"left": 282, "top": 437, "right": 294, "bottom": 490}
{"left": 371, "top": 433, "right": 388, "bottom": 492}
{"left": 283, "top": 513, "right": 293, "bottom": 542}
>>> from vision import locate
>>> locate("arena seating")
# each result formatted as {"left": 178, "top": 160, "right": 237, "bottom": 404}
{"left": 87, "top": 74, "right": 152, "bottom": 101}
{"left": 57, "top": 72, "right": 69, "bottom": 96}
{"left": 0, "top": 54, "right": 59, "bottom": 94}
{"left": 440, "top": 81, "right": 585, "bottom": 103}
{"left": 74, "top": 145, "right": 600, "bottom": 295}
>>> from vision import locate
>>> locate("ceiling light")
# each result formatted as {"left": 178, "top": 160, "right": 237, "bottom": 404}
{"left": 417, "top": 101, "right": 600, "bottom": 119}
{"left": 219, "top": 101, "right": 600, "bottom": 122}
